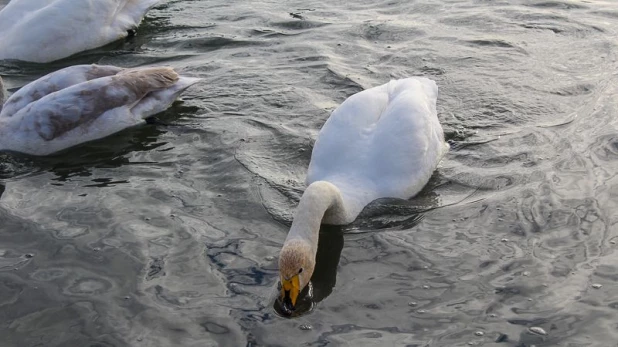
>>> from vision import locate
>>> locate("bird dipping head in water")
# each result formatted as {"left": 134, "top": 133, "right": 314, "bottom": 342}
{"left": 279, "top": 240, "right": 315, "bottom": 310}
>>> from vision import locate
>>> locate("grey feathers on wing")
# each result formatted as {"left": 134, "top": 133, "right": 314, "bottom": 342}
{"left": 1, "top": 65, "right": 123, "bottom": 119}
{"left": 30, "top": 67, "right": 180, "bottom": 141}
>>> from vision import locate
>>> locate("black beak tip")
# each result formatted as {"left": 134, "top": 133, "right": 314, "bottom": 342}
{"left": 283, "top": 291, "right": 295, "bottom": 309}
{"left": 277, "top": 290, "right": 295, "bottom": 315}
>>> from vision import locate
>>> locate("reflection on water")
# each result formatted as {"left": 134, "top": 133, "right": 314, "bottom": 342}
{"left": 311, "top": 226, "right": 344, "bottom": 304}
{"left": 1, "top": 0, "right": 618, "bottom": 346}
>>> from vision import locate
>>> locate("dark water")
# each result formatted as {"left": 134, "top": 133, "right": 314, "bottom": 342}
{"left": 1, "top": 0, "right": 618, "bottom": 346}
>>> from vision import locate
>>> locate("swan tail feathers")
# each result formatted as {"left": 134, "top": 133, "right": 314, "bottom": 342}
{"left": 114, "top": 0, "right": 160, "bottom": 31}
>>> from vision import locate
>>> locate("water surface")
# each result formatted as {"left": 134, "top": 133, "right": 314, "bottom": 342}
{"left": 1, "top": 0, "right": 618, "bottom": 346}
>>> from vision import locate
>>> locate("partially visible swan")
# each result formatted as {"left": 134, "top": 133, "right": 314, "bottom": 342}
{"left": 0, "top": 64, "right": 200, "bottom": 155}
{"left": 0, "top": 76, "right": 5, "bottom": 107}
{"left": 0, "top": 0, "right": 160, "bottom": 63}
{"left": 278, "top": 78, "right": 448, "bottom": 310}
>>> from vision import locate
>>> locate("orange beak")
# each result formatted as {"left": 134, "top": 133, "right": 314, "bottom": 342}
{"left": 280, "top": 275, "right": 301, "bottom": 308}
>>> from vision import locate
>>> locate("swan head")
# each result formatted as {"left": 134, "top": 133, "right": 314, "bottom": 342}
{"left": 279, "top": 239, "right": 315, "bottom": 310}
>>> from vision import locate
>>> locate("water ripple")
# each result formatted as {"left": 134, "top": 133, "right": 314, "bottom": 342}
{"left": 1, "top": 0, "right": 618, "bottom": 346}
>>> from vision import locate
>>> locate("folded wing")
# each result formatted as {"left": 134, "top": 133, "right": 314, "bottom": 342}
{"left": 0, "top": 65, "right": 123, "bottom": 118}
{"left": 13, "top": 67, "right": 178, "bottom": 141}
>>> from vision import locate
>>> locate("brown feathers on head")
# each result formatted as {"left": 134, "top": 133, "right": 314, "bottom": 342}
{"left": 279, "top": 240, "right": 315, "bottom": 288}
{"left": 113, "top": 67, "right": 179, "bottom": 96}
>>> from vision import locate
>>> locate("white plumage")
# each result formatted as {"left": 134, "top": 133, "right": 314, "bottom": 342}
{"left": 0, "top": 0, "right": 159, "bottom": 63}
{"left": 306, "top": 77, "right": 449, "bottom": 224}
{"left": 0, "top": 64, "right": 200, "bottom": 156}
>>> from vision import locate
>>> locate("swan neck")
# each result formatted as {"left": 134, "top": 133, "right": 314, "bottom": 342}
{"left": 286, "top": 181, "right": 343, "bottom": 255}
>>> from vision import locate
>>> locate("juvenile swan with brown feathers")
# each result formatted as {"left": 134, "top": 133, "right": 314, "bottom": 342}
{"left": 279, "top": 77, "right": 449, "bottom": 310}
{"left": 0, "top": 64, "right": 200, "bottom": 155}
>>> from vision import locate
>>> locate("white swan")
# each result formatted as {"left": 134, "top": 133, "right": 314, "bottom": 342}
{"left": 0, "top": 64, "right": 200, "bottom": 155}
{"left": 278, "top": 77, "right": 449, "bottom": 309}
{"left": 0, "top": 0, "right": 160, "bottom": 63}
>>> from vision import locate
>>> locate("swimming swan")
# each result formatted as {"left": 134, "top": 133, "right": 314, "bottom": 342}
{"left": 0, "top": 0, "right": 160, "bottom": 63}
{"left": 278, "top": 77, "right": 448, "bottom": 310}
{"left": 0, "top": 64, "right": 200, "bottom": 155}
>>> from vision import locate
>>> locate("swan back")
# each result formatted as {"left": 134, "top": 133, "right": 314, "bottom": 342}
{"left": 0, "top": 65, "right": 123, "bottom": 118}
{"left": 0, "top": 0, "right": 160, "bottom": 63}
{"left": 0, "top": 65, "right": 200, "bottom": 155}
{"left": 306, "top": 77, "right": 447, "bottom": 222}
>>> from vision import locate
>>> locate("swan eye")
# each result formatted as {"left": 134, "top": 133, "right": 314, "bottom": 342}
{"left": 298, "top": 268, "right": 303, "bottom": 274}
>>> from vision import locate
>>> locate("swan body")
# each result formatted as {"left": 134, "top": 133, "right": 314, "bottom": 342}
{"left": 279, "top": 77, "right": 448, "bottom": 310}
{"left": 0, "top": 0, "right": 160, "bottom": 63}
{"left": 0, "top": 64, "right": 200, "bottom": 155}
